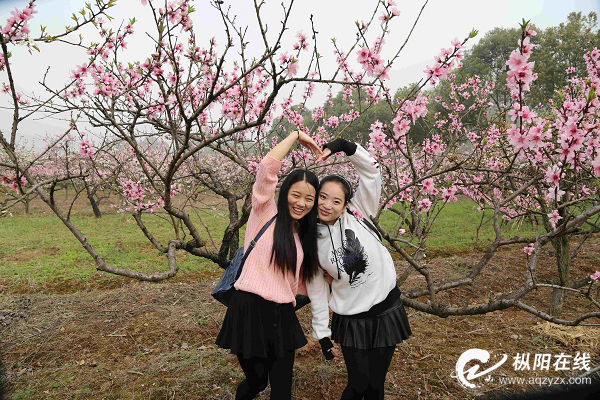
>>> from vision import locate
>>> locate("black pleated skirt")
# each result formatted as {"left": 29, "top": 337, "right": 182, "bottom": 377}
{"left": 331, "top": 296, "right": 412, "bottom": 350}
{"left": 216, "top": 290, "right": 308, "bottom": 359}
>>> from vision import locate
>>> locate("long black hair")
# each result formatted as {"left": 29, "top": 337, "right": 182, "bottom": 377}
{"left": 271, "top": 169, "right": 320, "bottom": 282}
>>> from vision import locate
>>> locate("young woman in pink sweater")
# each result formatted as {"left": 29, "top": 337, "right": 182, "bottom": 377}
{"left": 216, "top": 130, "right": 322, "bottom": 399}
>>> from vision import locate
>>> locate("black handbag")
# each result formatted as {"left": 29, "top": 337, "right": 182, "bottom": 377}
{"left": 211, "top": 214, "right": 277, "bottom": 306}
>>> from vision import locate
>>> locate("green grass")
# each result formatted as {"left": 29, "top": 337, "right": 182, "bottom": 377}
{"left": 380, "top": 199, "right": 540, "bottom": 250}
{"left": 0, "top": 211, "right": 229, "bottom": 284}
{"left": 0, "top": 199, "right": 540, "bottom": 285}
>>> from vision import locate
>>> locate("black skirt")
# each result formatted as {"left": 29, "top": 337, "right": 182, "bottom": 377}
{"left": 216, "top": 290, "right": 308, "bottom": 359}
{"left": 331, "top": 294, "right": 412, "bottom": 350}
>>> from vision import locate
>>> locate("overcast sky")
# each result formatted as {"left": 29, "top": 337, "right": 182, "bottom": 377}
{"left": 1, "top": 0, "right": 599, "bottom": 150}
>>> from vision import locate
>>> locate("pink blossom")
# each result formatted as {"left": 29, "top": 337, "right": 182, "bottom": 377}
{"left": 79, "top": 140, "right": 94, "bottom": 156}
{"left": 248, "top": 161, "right": 259, "bottom": 173}
{"left": 357, "top": 47, "right": 372, "bottom": 64}
{"left": 581, "top": 185, "right": 590, "bottom": 196}
{"left": 418, "top": 198, "right": 432, "bottom": 213}
{"left": 369, "top": 129, "right": 386, "bottom": 149}
{"left": 352, "top": 209, "right": 364, "bottom": 220}
{"left": 519, "top": 106, "right": 536, "bottom": 122}
{"left": 451, "top": 37, "right": 464, "bottom": 49}
{"left": 556, "top": 142, "right": 575, "bottom": 159}
{"left": 545, "top": 165, "right": 562, "bottom": 186}
{"left": 523, "top": 244, "right": 535, "bottom": 255}
{"left": 526, "top": 125, "right": 546, "bottom": 148}
{"left": 442, "top": 186, "right": 458, "bottom": 202}
{"left": 312, "top": 107, "right": 324, "bottom": 121}
{"left": 421, "top": 178, "right": 435, "bottom": 194}
{"left": 591, "top": 271, "right": 600, "bottom": 282}
{"left": 466, "top": 131, "right": 478, "bottom": 142}
{"left": 547, "top": 209, "right": 562, "bottom": 230}
{"left": 392, "top": 116, "right": 410, "bottom": 138}
{"left": 370, "top": 120, "right": 383, "bottom": 132}
{"left": 506, "top": 51, "right": 528, "bottom": 70}
{"left": 508, "top": 133, "right": 531, "bottom": 151}
{"left": 286, "top": 59, "right": 299, "bottom": 77}
{"left": 325, "top": 116, "right": 340, "bottom": 128}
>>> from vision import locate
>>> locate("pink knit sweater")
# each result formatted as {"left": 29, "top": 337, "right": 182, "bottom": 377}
{"left": 234, "top": 155, "right": 307, "bottom": 305}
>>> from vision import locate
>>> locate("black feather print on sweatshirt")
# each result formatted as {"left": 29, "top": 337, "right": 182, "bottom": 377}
{"left": 340, "top": 229, "right": 370, "bottom": 287}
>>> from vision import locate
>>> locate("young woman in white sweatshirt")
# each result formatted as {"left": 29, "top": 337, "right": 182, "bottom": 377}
{"left": 308, "top": 138, "right": 412, "bottom": 400}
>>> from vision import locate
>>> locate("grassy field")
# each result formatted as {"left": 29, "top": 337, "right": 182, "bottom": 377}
{"left": 2, "top": 194, "right": 600, "bottom": 400}
{"left": 0, "top": 192, "right": 235, "bottom": 285}
{"left": 1, "top": 212, "right": 222, "bottom": 284}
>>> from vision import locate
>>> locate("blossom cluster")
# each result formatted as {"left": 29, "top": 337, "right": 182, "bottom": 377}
{"left": 506, "top": 29, "right": 537, "bottom": 100}
{"left": 424, "top": 38, "right": 465, "bottom": 85}
{"left": 0, "top": 1, "right": 36, "bottom": 42}
{"left": 79, "top": 140, "right": 94, "bottom": 157}
{"left": 2, "top": 175, "right": 27, "bottom": 191}
{"left": 356, "top": 40, "right": 389, "bottom": 81}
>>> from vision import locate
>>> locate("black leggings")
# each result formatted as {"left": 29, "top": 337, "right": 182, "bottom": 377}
{"left": 341, "top": 345, "right": 396, "bottom": 400}
{"left": 235, "top": 350, "right": 295, "bottom": 400}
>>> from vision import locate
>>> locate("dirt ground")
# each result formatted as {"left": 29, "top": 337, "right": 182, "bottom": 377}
{"left": 2, "top": 238, "right": 600, "bottom": 400}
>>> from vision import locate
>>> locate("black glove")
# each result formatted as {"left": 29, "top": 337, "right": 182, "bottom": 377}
{"left": 319, "top": 337, "right": 335, "bottom": 360}
{"left": 294, "top": 294, "right": 311, "bottom": 311}
{"left": 323, "top": 138, "right": 357, "bottom": 156}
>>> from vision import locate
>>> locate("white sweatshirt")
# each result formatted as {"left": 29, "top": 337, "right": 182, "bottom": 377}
{"left": 307, "top": 144, "right": 397, "bottom": 340}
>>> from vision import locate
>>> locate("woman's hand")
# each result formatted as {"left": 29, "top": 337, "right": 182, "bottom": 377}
{"left": 293, "top": 130, "right": 323, "bottom": 158}
{"left": 320, "top": 337, "right": 341, "bottom": 361}
{"left": 327, "top": 346, "right": 340, "bottom": 361}
{"left": 316, "top": 147, "right": 332, "bottom": 163}
{"left": 331, "top": 346, "right": 340, "bottom": 361}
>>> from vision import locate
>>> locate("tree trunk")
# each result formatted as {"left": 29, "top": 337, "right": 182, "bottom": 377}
{"left": 85, "top": 181, "right": 102, "bottom": 218}
{"left": 548, "top": 233, "right": 570, "bottom": 317}
{"left": 230, "top": 230, "right": 239, "bottom": 259}
{"left": 88, "top": 195, "right": 102, "bottom": 218}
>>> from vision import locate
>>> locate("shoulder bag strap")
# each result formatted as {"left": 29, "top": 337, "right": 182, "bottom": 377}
{"left": 240, "top": 213, "right": 277, "bottom": 265}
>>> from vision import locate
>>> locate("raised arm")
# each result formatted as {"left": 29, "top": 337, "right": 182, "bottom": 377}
{"left": 253, "top": 131, "right": 323, "bottom": 211}
{"left": 347, "top": 143, "right": 381, "bottom": 219}
{"left": 318, "top": 139, "right": 381, "bottom": 218}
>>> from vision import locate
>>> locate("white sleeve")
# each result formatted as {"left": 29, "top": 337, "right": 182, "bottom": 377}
{"left": 348, "top": 144, "right": 381, "bottom": 219}
{"left": 306, "top": 269, "right": 332, "bottom": 340}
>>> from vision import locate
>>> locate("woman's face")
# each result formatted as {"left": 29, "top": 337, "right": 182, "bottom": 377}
{"left": 318, "top": 181, "right": 347, "bottom": 225}
{"left": 287, "top": 180, "right": 316, "bottom": 221}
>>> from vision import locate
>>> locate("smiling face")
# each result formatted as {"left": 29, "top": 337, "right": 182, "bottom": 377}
{"left": 318, "top": 181, "right": 348, "bottom": 225}
{"left": 287, "top": 180, "right": 316, "bottom": 221}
